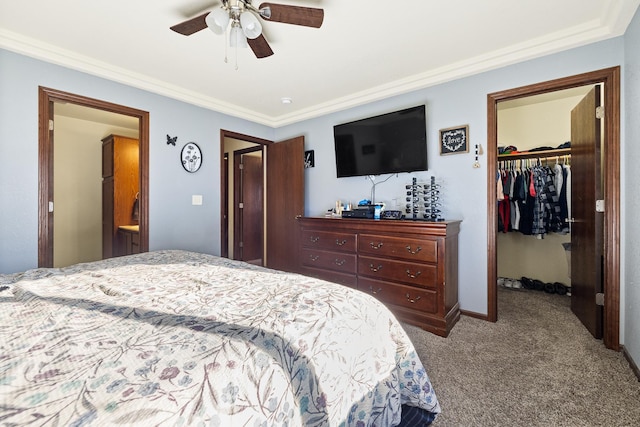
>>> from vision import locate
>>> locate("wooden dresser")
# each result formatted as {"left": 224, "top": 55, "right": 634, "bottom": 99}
{"left": 298, "top": 216, "right": 461, "bottom": 337}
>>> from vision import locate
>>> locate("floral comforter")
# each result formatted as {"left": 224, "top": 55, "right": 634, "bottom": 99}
{"left": 0, "top": 250, "right": 440, "bottom": 426}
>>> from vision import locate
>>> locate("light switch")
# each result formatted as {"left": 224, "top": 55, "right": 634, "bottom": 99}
{"left": 192, "top": 195, "right": 203, "bottom": 205}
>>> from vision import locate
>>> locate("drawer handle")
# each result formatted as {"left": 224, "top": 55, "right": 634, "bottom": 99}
{"left": 309, "top": 236, "right": 320, "bottom": 243}
{"left": 369, "top": 242, "right": 384, "bottom": 249}
{"left": 405, "top": 245, "right": 422, "bottom": 254}
{"left": 334, "top": 259, "right": 346, "bottom": 266}
{"left": 369, "top": 264, "right": 383, "bottom": 272}
{"left": 309, "top": 254, "right": 320, "bottom": 262}
{"left": 335, "top": 239, "right": 347, "bottom": 246}
{"left": 406, "top": 270, "right": 422, "bottom": 279}
{"left": 369, "top": 286, "right": 382, "bottom": 295}
{"left": 406, "top": 294, "right": 422, "bottom": 304}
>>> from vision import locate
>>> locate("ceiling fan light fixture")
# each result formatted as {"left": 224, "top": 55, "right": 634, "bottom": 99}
{"left": 258, "top": 7, "right": 271, "bottom": 20}
{"left": 240, "top": 11, "right": 262, "bottom": 39}
{"left": 206, "top": 8, "right": 230, "bottom": 35}
{"left": 170, "top": 1, "right": 324, "bottom": 61}
{"left": 229, "top": 25, "right": 248, "bottom": 48}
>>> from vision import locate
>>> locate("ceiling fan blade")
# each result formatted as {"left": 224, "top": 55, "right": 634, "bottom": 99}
{"left": 248, "top": 34, "right": 274, "bottom": 58}
{"left": 170, "top": 12, "right": 210, "bottom": 35}
{"left": 259, "top": 3, "right": 324, "bottom": 28}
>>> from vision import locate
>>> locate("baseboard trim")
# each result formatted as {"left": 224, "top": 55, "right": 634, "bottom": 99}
{"left": 622, "top": 346, "right": 640, "bottom": 382}
{"left": 460, "top": 309, "right": 490, "bottom": 321}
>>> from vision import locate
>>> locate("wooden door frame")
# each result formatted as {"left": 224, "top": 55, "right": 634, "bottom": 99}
{"left": 38, "top": 86, "right": 150, "bottom": 267}
{"left": 486, "top": 67, "right": 620, "bottom": 350}
{"left": 221, "top": 153, "right": 229, "bottom": 258}
{"left": 219, "top": 130, "right": 272, "bottom": 260}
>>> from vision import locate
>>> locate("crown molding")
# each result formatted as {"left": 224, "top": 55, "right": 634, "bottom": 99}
{"left": 0, "top": 9, "right": 631, "bottom": 129}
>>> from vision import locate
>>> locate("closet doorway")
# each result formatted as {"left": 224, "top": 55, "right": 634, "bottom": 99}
{"left": 486, "top": 67, "right": 620, "bottom": 350}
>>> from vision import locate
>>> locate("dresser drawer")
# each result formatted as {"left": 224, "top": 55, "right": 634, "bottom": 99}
{"left": 301, "top": 248, "right": 357, "bottom": 274}
{"left": 300, "top": 266, "right": 357, "bottom": 288}
{"left": 358, "top": 234, "right": 437, "bottom": 263}
{"left": 301, "top": 230, "right": 356, "bottom": 252}
{"left": 359, "top": 277, "right": 437, "bottom": 314}
{"left": 358, "top": 255, "right": 437, "bottom": 288}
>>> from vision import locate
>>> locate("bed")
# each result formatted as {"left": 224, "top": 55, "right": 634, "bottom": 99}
{"left": 0, "top": 250, "right": 440, "bottom": 426}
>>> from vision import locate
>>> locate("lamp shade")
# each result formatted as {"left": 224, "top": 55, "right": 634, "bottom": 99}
{"left": 206, "top": 8, "right": 229, "bottom": 35}
{"left": 239, "top": 11, "right": 262, "bottom": 39}
{"left": 229, "top": 25, "right": 248, "bottom": 48}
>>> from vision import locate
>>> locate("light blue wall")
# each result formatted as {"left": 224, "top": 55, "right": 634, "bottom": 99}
{"left": 0, "top": 49, "right": 274, "bottom": 273}
{"left": 276, "top": 38, "right": 626, "bottom": 318}
{"left": 624, "top": 7, "right": 640, "bottom": 368}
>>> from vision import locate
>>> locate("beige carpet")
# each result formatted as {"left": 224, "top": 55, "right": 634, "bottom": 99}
{"left": 403, "top": 287, "right": 640, "bottom": 426}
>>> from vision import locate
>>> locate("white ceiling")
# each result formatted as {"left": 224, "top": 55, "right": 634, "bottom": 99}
{"left": 1, "top": 0, "right": 638, "bottom": 127}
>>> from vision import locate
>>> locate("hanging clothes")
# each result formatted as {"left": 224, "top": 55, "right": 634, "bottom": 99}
{"left": 531, "top": 164, "right": 563, "bottom": 235}
{"left": 499, "top": 170, "right": 511, "bottom": 232}
{"left": 497, "top": 156, "right": 570, "bottom": 238}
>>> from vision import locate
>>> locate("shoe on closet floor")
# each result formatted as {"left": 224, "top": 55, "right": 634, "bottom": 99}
{"left": 532, "top": 279, "right": 545, "bottom": 291}
{"left": 521, "top": 277, "right": 534, "bottom": 290}
{"left": 554, "top": 282, "right": 569, "bottom": 295}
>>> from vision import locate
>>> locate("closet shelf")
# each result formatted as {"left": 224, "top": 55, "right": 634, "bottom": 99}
{"left": 498, "top": 148, "right": 571, "bottom": 160}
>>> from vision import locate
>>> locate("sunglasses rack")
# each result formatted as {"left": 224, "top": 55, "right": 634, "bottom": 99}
{"left": 405, "top": 176, "right": 443, "bottom": 221}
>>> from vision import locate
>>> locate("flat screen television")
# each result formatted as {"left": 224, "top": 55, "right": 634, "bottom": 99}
{"left": 333, "top": 105, "right": 427, "bottom": 178}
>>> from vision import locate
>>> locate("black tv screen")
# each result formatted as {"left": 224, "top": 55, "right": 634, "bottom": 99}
{"left": 334, "top": 105, "right": 427, "bottom": 178}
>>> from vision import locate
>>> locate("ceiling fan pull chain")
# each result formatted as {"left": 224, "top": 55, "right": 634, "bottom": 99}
{"left": 224, "top": 29, "right": 229, "bottom": 63}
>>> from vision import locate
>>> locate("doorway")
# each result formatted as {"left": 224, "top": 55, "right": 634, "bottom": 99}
{"left": 38, "top": 87, "right": 150, "bottom": 268}
{"left": 486, "top": 67, "right": 620, "bottom": 350}
{"left": 220, "top": 130, "right": 270, "bottom": 264}
{"left": 220, "top": 130, "right": 305, "bottom": 271}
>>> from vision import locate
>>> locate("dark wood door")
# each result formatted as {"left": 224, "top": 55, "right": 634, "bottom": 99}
{"left": 240, "top": 153, "right": 264, "bottom": 262}
{"left": 266, "top": 136, "right": 305, "bottom": 272}
{"left": 570, "top": 85, "right": 603, "bottom": 339}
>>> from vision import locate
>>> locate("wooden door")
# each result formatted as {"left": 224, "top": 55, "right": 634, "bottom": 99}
{"left": 266, "top": 136, "right": 305, "bottom": 272}
{"left": 239, "top": 153, "right": 264, "bottom": 262}
{"left": 570, "top": 85, "right": 603, "bottom": 339}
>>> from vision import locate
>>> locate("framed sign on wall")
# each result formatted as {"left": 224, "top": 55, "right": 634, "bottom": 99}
{"left": 439, "top": 125, "right": 469, "bottom": 155}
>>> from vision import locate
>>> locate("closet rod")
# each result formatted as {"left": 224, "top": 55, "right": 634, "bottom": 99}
{"left": 498, "top": 156, "right": 570, "bottom": 170}
{"left": 497, "top": 147, "right": 571, "bottom": 161}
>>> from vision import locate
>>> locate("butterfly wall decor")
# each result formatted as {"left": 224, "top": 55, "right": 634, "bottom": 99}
{"left": 166, "top": 135, "right": 178, "bottom": 146}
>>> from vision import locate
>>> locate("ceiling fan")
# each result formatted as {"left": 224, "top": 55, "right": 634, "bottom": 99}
{"left": 170, "top": 0, "right": 324, "bottom": 59}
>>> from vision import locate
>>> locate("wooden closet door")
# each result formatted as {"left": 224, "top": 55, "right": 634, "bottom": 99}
{"left": 570, "top": 85, "right": 603, "bottom": 339}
